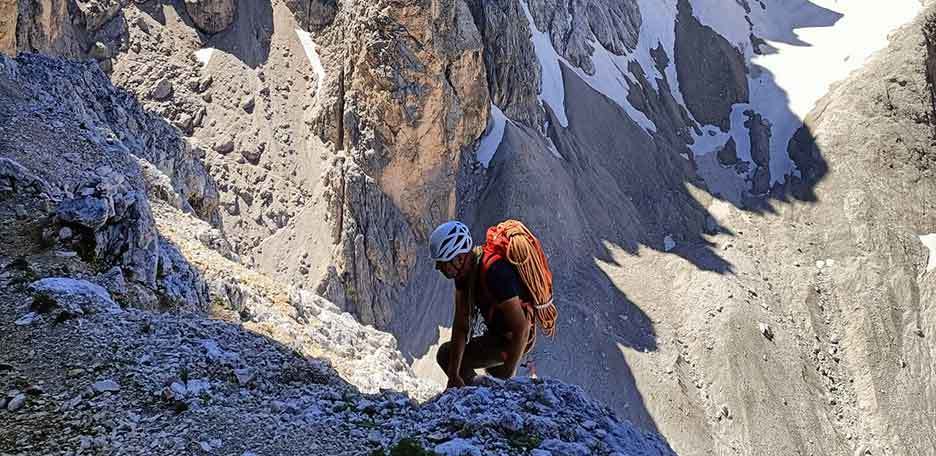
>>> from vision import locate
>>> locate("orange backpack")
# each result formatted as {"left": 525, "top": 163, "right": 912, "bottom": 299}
{"left": 478, "top": 220, "right": 557, "bottom": 337}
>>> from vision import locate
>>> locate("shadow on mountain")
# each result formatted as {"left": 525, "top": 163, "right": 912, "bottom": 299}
{"left": 396, "top": 0, "right": 840, "bottom": 443}
{"left": 752, "top": 1, "right": 844, "bottom": 47}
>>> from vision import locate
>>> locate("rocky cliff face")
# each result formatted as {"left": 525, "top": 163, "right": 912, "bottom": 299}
{"left": 0, "top": 49, "right": 673, "bottom": 456}
{"left": 0, "top": 0, "right": 15, "bottom": 56}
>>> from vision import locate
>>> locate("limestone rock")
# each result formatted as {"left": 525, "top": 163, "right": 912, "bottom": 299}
{"left": 526, "top": 0, "right": 641, "bottom": 74}
{"left": 184, "top": 0, "right": 236, "bottom": 34}
{"left": 0, "top": 0, "right": 15, "bottom": 56}
{"left": 465, "top": 0, "right": 544, "bottom": 128}
{"left": 91, "top": 379, "right": 121, "bottom": 393}
{"left": 156, "top": 237, "right": 210, "bottom": 312}
{"left": 151, "top": 78, "right": 173, "bottom": 100}
{"left": 0, "top": 157, "right": 54, "bottom": 197}
{"left": 286, "top": 0, "right": 337, "bottom": 32}
{"left": 73, "top": 0, "right": 126, "bottom": 33}
{"left": 29, "top": 277, "right": 120, "bottom": 315}
{"left": 434, "top": 439, "right": 482, "bottom": 456}
{"left": 55, "top": 180, "right": 159, "bottom": 287}
{"left": 6, "top": 393, "right": 25, "bottom": 412}
{"left": 57, "top": 193, "right": 111, "bottom": 230}
{"left": 674, "top": 0, "right": 748, "bottom": 131}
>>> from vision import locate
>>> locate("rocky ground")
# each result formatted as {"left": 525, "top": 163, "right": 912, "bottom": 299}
{"left": 0, "top": 203, "right": 673, "bottom": 455}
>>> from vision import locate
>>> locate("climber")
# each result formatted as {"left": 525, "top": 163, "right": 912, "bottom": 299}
{"left": 430, "top": 220, "right": 557, "bottom": 389}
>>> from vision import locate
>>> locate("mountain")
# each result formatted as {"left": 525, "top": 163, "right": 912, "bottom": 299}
{"left": 2, "top": 0, "right": 936, "bottom": 454}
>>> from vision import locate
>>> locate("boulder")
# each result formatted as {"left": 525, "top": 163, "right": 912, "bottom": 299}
{"left": 184, "top": 0, "right": 236, "bottom": 34}
{"left": 29, "top": 277, "right": 121, "bottom": 316}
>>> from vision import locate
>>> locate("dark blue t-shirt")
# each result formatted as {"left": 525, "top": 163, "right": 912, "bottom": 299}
{"left": 456, "top": 255, "right": 531, "bottom": 334}
{"left": 483, "top": 259, "right": 531, "bottom": 303}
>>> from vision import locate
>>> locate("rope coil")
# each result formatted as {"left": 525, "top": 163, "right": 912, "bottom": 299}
{"left": 500, "top": 221, "right": 558, "bottom": 337}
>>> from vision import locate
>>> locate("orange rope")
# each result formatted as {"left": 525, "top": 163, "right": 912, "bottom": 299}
{"left": 501, "top": 221, "right": 558, "bottom": 337}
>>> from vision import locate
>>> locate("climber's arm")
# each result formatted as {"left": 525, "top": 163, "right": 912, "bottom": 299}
{"left": 446, "top": 288, "right": 470, "bottom": 388}
{"left": 498, "top": 297, "right": 530, "bottom": 378}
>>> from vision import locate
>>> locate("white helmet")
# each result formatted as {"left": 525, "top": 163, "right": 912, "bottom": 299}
{"left": 429, "top": 221, "right": 473, "bottom": 262}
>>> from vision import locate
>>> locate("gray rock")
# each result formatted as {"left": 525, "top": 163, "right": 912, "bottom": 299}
{"left": 29, "top": 277, "right": 120, "bottom": 315}
{"left": 498, "top": 411, "right": 524, "bottom": 433}
{"left": 526, "top": 0, "right": 641, "bottom": 74}
{"left": 271, "top": 400, "right": 286, "bottom": 413}
{"left": 91, "top": 380, "right": 121, "bottom": 393}
{"left": 6, "top": 393, "right": 26, "bottom": 412}
{"left": 234, "top": 368, "right": 254, "bottom": 385}
{"left": 156, "top": 238, "right": 210, "bottom": 312}
{"left": 57, "top": 195, "right": 111, "bottom": 229}
{"left": 286, "top": 0, "right": 337, "bottom": 32}
{"left": 213, "top": 140, "right": 235, "bottom": 154}
{"left": 0, "top": 157, "right": 53, "bottom": 197}
{"left": 14, "top": 312, "right": 38, "bottom": 326}
{"left": 58, "top": 226, "right": 74, "bottom": 240}
{"left": 151, "top": 78, "right": 173, "bottom": 100}
{"left": 538, "top": 439, "right": 590, "bottom": 456}
{"left": 467, "top": 0, "right": 543, "bottom": 129}
{"left": 241, "top": 95, "right": 255, "bottom": 113}
{"left": 434, "top": 438, "right": 482, "bottom": 456}
{"left": 96, "top": 267, "right": 128, "bottom": 297}
{"left": 73, "top": 0, "right": 124, "bottom": 32}
{"left": 170, "top": 382, "right": 187, "bottom": 398}
{"left": 175, "top": 113, "right": 193, "bottom": 131}
{"left": 674, "top": 0, "right": 748, "bottom": 131}
{"left": 717, "top": 137, "right": 739, "bottom": 166}
{"left": 58, "top": 180, "right": 160, "bottom": 289}
{"left": 184, "top": 0, "right": 236, "bottom": 34}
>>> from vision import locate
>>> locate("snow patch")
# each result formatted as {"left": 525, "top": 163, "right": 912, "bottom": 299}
{"left": 296, "top": 29, "right": 327, "bottom": 92}
{"left": 477, "top": 104, "right": 509, "bottom": 168}
{"left": 574, "top": 41, "right": 657, "bottom": 133}
{"left": 522, "top": 1, "right": 658, "bottom": 133}
{"left": 921, "top": 234, "right": 936, "bottom": 272}
{"left": 194, "top": 48, "right": 215, "bottom": 66}
{"left": 688, "top": 0, "right": 752, "bottom": 51}
{"left": 521, "top": 2, "right": 569, "bottom": 128}
{"left": 688, "top": 0, "right": 922, "bottom": 187}
{"left": 634, "top": 0, "right": 682, "bottom": 100}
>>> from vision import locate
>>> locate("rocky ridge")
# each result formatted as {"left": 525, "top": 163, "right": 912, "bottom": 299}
{"left": 0, "top": 277, "right": 674, "bottom": 455}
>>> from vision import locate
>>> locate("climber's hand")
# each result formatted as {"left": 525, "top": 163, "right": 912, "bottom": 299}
{"left": 446, "top": 375, "right": 466, "bottom": 390}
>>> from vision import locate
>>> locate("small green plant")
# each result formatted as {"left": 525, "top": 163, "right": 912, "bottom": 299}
{"left": 387, "top": 438, "right": 432, "bottom": 456}
{"left": 506, "top": 432, "right": 542, "bottom": 451}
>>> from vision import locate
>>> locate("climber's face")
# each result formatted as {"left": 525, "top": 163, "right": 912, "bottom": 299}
{"left": 436, "top": 253, "right": 469, "bottom": 280}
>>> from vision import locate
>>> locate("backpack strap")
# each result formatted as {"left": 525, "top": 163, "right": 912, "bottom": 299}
{"left": 478, "top": 251, "right": 502, "bottom": 323}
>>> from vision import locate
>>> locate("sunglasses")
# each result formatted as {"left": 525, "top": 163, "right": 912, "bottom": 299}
{"left": 435, "top": 256, "right": 463, "bottom": 274}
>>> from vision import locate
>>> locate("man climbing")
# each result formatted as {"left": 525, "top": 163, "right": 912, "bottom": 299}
{"left": 430, "top": 220, "right": 557, "bottom": 389}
